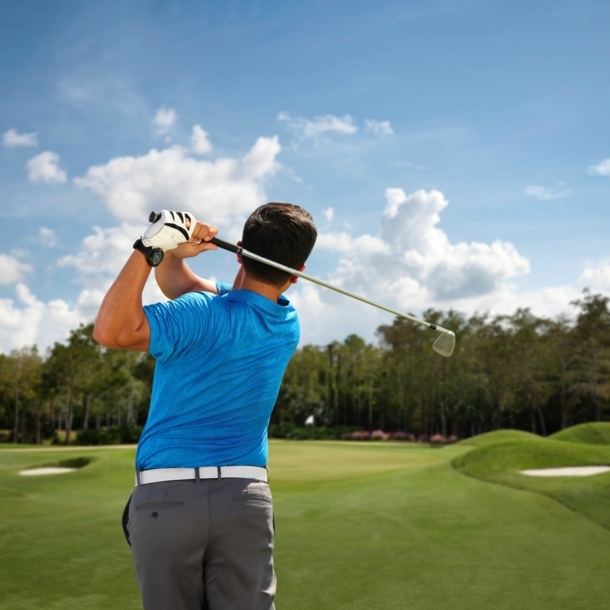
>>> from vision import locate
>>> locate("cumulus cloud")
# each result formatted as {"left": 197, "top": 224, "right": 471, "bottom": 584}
{"left": 277, "top": 112, "right": 358, "bottom": 139}
{"left": 0, "top": 254, "right": 32, "bottom": 284}
{"left": 318, "top": 188, "right": 529, "bottom": 302}
{"left": 191, "top": 125, "right": 212, "bottom": 154}
{"left": 0, "top": 284, "right": 85, "bottom": 352}
{"left": 74, "top": 137, "right": 280, "bottom": 227}
{"left": 588, "top": 158, "right": 610, "bottom": 176}
{"left": 364, "top": 119, "right": 394, "bottom": 137}
{"left": 290, "top": 187, "right": 535, "bottom": 344}
{"left": 579, "top": 260, "right": 610, "bottom": 292}
{"left": 26, "top": 151, "right": 68, "bottom": 184}
{"left": 58, "top": 223, "right": 140, "bottom": 279}
{"left": 3, "top": 128, "right": 38, "bottom": 147}
{"left": 153, "top": 106, "right": 177, "bottom": 136}
{"left": 524, "top": 185, "right": 570, "bottom": 200}
{"left": 0, "top": 272, "right": 169, "bottom": 354}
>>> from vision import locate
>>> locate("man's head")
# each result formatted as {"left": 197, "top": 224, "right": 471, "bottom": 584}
{"left": 241, "top": 203, "right": 317, "bottom": 288}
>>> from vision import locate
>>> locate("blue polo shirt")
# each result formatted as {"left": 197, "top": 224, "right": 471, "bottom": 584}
{"left": 135, "top": 283, "right": 299, "bottom": 470}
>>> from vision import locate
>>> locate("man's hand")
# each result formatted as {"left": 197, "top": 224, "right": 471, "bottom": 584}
{"left": 154, "top": 217, "right": 220, "bottom": 299}
{"left": 142, "top": 210, "right": 199, "bottom": 252}
{"left": 170, "top": 221, "right": 219, "bottom": 260}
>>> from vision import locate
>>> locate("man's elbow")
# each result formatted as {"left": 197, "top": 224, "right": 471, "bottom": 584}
{"left": 92, "top": 323, "right": 114, "bottom": 348}
{"left": 93, "top": 322, "right": 149, "bottom": 351}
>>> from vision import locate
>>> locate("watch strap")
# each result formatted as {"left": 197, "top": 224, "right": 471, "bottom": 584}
{"left": 133, "top": 239, "right": 163, "bottom": 267}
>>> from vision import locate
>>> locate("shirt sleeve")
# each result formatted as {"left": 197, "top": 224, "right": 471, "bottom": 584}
{"left": 216, "top": 282, "right": 232, "bottom": 296}
{"left": 144, "top": 292, "right": 215, "bottom": 364}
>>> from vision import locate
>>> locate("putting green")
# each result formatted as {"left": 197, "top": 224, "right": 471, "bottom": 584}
{"left": 1, "top": 440, "right": 609, "bottom": 609}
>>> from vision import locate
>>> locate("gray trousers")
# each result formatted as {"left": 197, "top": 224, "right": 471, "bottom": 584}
{"left": 123, "top": 477, "right": 276, "bottom": 610}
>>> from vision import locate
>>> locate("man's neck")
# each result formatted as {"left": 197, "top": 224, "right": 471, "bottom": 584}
{"left": 232, "top": 268, "right": 288, "bottom": 302}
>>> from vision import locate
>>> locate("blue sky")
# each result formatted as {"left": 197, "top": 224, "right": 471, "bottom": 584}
{"left": 0, "top": 0, "right": 609, "bottom": 352}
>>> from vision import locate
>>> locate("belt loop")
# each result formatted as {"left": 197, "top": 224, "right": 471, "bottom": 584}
{"left": 217, "top": 466, "right": 222, "bottom": 480}
{"left": 195, "top": 467, "right": 200, "bottom": 483}
{"left": 136, "top": 470, "right": 142, "bottom": 487}
{"left": 265, "top": 466, "right": 270, "bottom": 483}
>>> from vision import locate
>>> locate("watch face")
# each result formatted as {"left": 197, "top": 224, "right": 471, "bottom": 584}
{"left": 151, "top": 249, "right": 164, "bottom": 266}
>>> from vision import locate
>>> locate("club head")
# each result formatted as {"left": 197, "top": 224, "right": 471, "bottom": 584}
{"left": 433, "top": 331, "right": 456, "bottom": 357}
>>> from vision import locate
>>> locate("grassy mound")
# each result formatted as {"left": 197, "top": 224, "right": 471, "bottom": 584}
{"left": 458, "top": 429, "right": 540, "bottom": 447}
{"left": 549, "top": 422, "right": 610, "bottom": 445}
{"left": 453, "top": 438, "right": 610, "bottom": 530}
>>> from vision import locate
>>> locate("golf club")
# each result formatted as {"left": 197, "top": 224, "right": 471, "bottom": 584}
{"left": 149, "top": 211, "right": 457, "bottom": 357}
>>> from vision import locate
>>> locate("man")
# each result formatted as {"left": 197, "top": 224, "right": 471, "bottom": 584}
{"left": 93, "top": 203, "right": 317, "bottom": 610}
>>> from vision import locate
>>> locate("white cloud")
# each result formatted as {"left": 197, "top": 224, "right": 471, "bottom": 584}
{"left": 318, "top": 189, "right": 529, "bottom": 307}
{"left": 318, "top": 188, "right": 530, "bottom": 303}
{"left": 277, "top": 112, "right": 358, "bottom": 139}
{"left": 0, "top": 284, "right": 84, "bottom": 353}
{"left": 364, "top": 119, "right": 394, "bottom": 137}
{"left": 38, "top": 227, "right": 59, "bottom": 247}
{"left": 74, "top": 136, "right": 281, "bottom": 225}
{"left": 322, "top": 207, "right": 334, "bottom": 222}
{"left": 3, "top": 129, "right": 38, "bottom": 147}
{"left": 0, "top": 254, "right": 32, "bottom": 284}
{"left": 524, "top": 185, "right": 570, "bottom": 200}
{"left": 191, "top": 124, "right": 212, "bottom": 154}
{"left": 291, "top": 187, "right": 536, "bottom": 345}
{"left": 58, "top": 223, "right": 140, "bottom": 279}
{"left": 153, "top": 107, "right": 177, "bottom": 136}
{"left": 26, "top": 151, "right": 68, "bottom": 184}
{"left": 588, "top": 158, "right": 610, "bottom": 176}
{"left": 290, "top": 192, "right": 610, "bottom": 347}
{"left": 0, "top": 275, "right": 168, "bottom": 354}
{"left": 579, "top": 260, "right": 610, "bottom": 292}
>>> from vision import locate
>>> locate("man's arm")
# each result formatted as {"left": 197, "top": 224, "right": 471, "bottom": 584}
{"left": 154, "top": 222, "right": 220, "bottom": 300}
{"left": 93, "top": 251, "right": 152, "bottom": 351}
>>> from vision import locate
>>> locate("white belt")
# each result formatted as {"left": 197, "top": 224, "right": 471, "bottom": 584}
{"left": 135, "top": 465, "right": 268, "bottom": 487}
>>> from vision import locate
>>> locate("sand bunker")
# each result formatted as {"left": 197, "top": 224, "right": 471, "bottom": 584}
{"left": 19, "top": 467, "right": 77, "bottom": 476}
{"left": 520, "top": 466, "right": 610, "bottom": 477}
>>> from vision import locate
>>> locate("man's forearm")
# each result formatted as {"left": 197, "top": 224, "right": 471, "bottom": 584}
{"left": 93, "top": 251, "right": 152, "bottom": 351}
{"left": 155, "top": 249, "right": 218, "bottom": 299}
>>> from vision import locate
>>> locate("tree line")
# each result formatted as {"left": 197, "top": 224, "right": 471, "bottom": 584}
{"left": 0, "top": 290, "right": 608, "bottom": 444}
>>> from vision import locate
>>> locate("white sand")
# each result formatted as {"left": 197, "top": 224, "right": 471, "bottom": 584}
{"left": 520, "top": 466, "right": 610, "bottom": 477}
{"left": 19, "top": 467, "right": 77, "bottom": 476}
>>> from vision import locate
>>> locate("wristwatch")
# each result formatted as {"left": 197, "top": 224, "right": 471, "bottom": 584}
{"left": 133, "top": 239, "right": 164, "bottom": 267}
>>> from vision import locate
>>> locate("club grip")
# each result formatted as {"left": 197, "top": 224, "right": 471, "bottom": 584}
{"left": 210, "top": 237, "right": 240, "bottom": 254}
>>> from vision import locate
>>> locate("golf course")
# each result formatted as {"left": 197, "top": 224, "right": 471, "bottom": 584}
{"left": 1, "top": 424, "right": 610, "bottom": 610}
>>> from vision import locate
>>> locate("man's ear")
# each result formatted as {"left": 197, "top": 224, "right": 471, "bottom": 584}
{"left": 290, "top": 263, "right": 306, "bottom": 284}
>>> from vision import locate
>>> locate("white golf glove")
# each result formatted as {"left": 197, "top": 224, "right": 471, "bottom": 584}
{"left": 142, "top": 210, "right": 197, "bottom": 251}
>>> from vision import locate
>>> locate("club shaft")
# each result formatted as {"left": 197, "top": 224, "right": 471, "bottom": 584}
{"left": 210, "top": 237, "right": 453, "bottom": 337}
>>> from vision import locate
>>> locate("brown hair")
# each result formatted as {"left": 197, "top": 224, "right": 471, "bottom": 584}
{"left": 241, "top": 202, "right": 317, "bottom": 287}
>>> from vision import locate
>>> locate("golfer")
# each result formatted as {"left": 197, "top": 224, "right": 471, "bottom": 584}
{"left": 93, "top": 203, "right": 317, "bottom": 610}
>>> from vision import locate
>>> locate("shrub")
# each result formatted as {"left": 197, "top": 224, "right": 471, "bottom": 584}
{"left": 388, "top": 431, "right": 416, "bottom": 442}
{"left": 72, "top": 425, "right": 143, "bottom": 446}
{"left": 341, "top": 431, "right": 371, "bottom": 441}
{"left": 429, "top": 434, "right": 447, "bottom": 445}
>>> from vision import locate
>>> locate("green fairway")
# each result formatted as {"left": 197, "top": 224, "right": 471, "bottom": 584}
{"left": 1, "top": 439, "right": 610, "bottom": 609}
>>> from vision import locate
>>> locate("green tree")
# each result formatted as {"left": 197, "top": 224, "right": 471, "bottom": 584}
{"left": 0, "top": 347, "right": 42, "bottom": 443}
